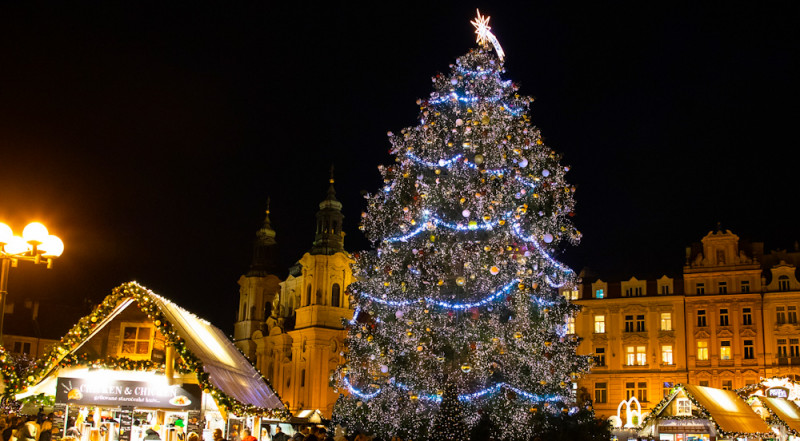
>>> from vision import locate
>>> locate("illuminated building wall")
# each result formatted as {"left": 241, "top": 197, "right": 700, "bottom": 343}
{"left": 572, "top": 228, "right": 800, "bottom": 418}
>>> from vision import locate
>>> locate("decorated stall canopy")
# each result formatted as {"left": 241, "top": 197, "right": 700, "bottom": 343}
{"left": 641, "top": 384, "right": 772, "bottom": 440}
{"left": 10, "top": 281, "right": 287, "bottom": 419}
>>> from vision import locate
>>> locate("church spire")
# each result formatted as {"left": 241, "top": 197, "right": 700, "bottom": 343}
{"left": 310, "top": 166, "right": 345, "bottom": 255}
{"left": 248, "top": 198, "right": 280, "bottom": 276}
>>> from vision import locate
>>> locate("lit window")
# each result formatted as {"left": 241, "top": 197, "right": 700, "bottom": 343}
{"left": 697, "top": 341, "right": 708, "bottom": 361}
{"left": 595, "top": 289, "right": 604, "bottom": 299}
{"left": 595, "top": 382, "right": 607, "bottom": 403}
{"left": 570, "top": 288, "right": 579, "bottom": 300}
{"left": 566, "top": 316, "right": 575, "bottom": 334}
{"left": 743, "top": 307, "right": 752, "bottom": 325}
{"left": 626, "top": 346, "right": 635, "bottom": 366}
{"left": 594, "top": 315, "right": 606, "bottom": 333}
{"left": 120, "top": 323, "right": 153, "bottom": 357}
{"left": 696, "top": 283, "right": 705, "bottom": 295}
{"left": 660, "top": 312, "right": 672, "bottom": 331}
{"left": 636, "top": 346, "right": 647, "bottom": 365}
{"left": 676, "top": 398, "right": 692, "bottom": 416}
{"left": 662, "top": 345, "right": 673, "bottom": 365}
{"left": 720, "top": 341, "right": 731, "bottom": 360}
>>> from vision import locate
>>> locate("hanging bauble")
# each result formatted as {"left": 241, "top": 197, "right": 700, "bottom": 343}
{"left": 474, "top": 154, "right": 484, "bottom": 164}
{"left": 450, "top": 78, "right": 458, "bottom": 85}
{"left": 380, "top": 365, "right": 389, "bottom": 373}
{"left": 456, "top": 277, "right": 466, "bottom": 286}
{"left": 519, "top": 158, "right": 528, "bottom": 168}
{"left": 542, "top": 169, "right": 550, "bottom": 177}
{"left": 543, "top": 233, "right": 554, "bottom": 243}
{"left": 460, "top": 364, "right": 472, "bottom": 373}
{"left": 462, "top": 209, "right": 471, "bottom": 218}
{"left": 490, "top": 266, "right": 500, "bottom": 275}
{"left": 90, "top": 316, "right": 97, "bottom": 323}
{"left": 417, "top": 345, "right": 424, "bottom": 352}
{"left": 456, "top": 118, "right": 464, "bottom": 126}
{"left": 481, "top": 115, "right": 490, "bottom": 124}
{"left": 468, "top": 221, "right": 478, "bottom": 230}
{"left": 513, "top": 332, "right": 523, "bottom": 339}
{"left": 395, "top": 310, "right": 404, "bottom": 319}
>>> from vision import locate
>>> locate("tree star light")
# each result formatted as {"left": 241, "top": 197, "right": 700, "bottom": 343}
{"left": 471, "top": 9, "right": 505, "bottom": 61}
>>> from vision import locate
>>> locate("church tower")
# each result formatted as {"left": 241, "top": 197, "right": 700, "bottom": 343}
{"left": 233, "top": 200, "right": 282, "bottom": 360}
{"left": 254, "top": 172, "right": 355, "bottom": 418}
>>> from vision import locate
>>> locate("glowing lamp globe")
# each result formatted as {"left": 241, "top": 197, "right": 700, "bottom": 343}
{"left": 4, "top": 236, "right": 30, "bottom": 255}
{"left": 0, "top": 222, "right": 13, "bottom": 245}
{"left": 22, "top": 222, "right": 49, "bottom": 244}
{"left": 40, "top": 235, "right": 65, "bottom": 258}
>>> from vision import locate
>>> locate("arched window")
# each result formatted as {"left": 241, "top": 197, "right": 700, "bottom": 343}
{"left": 306, "top": 284, "right": 312, "bottom": 306}
{"left": 332, "top": 283, "right": 341, "bottom": 307}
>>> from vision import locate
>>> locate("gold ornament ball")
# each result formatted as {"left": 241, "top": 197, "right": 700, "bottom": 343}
{"left": 456, "top": 277, "right": 466, "bottom": 286}
{"left": 474, "top": 154, "right": 484, "bottom": 164}
{"left": 490, "top": 266, "right": 500, "bottom": 275}
{"left": 460, "top": 364, "right": 472, "bottom": 373}
{"left": 513, "top": 332, "right": 523, "bottom": 339}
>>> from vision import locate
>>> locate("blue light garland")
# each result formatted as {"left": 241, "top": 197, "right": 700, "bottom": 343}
{"left": 404, "top": 152, "right": 539, "bottom": 188}
{"left": 355, "top": 279, "right": 519, "bottom": 309}
{"left": 384, "top": 211, "right": 513, "bottom": 243}
{"left": 345, "top": 377, "right": 562, "bottom": 404}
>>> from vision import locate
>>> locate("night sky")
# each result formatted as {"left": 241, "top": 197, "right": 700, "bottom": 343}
{"left": 1, "top": 2, "right": 798, "bottom": 333}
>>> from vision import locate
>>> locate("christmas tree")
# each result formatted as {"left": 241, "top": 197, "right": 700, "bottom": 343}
{"left": 333, "top": 11, "right": 593, "bottom": 441}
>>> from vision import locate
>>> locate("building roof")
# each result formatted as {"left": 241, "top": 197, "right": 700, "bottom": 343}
{"left": 3, "top": 300, "right": 89, "bottom": 340}
{"left": 684, "top": 385, "right": 771, "bottom": 436}
{"left": 758, "top": 396, "right": 800, "bottom": 434}
{"left": 16, "top": 281, "right": 284, "bottom": 416}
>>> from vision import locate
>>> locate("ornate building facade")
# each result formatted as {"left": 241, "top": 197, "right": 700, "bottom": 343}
{"left": 233, "top": 176, "right": 354, "bottom": 418}
{"left": 571, "top": 228, "right": 800, "bottom": 419}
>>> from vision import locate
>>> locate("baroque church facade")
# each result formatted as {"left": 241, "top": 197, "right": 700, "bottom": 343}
{"left": 233, "top": 176, "right": 354, "bottom": 418}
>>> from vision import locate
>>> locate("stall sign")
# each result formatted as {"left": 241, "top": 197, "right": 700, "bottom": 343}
{"left": 118, "top": 406, "right": 134, "bottom": 441}
{"left": 186, "top": 411, "right": 202, "bottom": 435}
{"left": 767, "top": 387, "right": 790, "bottom": 398}
{"left": 51, "top": 403, "right": 67, "bottom": 440}
{"left": 56, "top": 377, "right": 201, "bottom": 410}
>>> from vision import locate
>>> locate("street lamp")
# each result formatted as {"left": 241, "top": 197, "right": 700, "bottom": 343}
{"left": 0, "top": 221, "right": 64, "bottom": 344}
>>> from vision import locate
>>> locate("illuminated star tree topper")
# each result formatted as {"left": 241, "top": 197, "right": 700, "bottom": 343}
{"left": 471, "top": 9, "right": 505, "bottom": 62}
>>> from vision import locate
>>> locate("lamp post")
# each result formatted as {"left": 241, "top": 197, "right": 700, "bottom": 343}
{"left": 0, "top": 221, "right": 64, "bottom": 345}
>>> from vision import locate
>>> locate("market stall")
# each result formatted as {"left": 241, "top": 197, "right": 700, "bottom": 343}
{"left": 640, "top": 384, "right": 773, "bottom": 441}
{"left": 10, "top": 282, "right": 287, "bottom": 441}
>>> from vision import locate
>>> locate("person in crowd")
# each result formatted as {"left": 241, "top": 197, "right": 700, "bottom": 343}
{"left": 213, "top": 429, "right": 227, "bottom": 441}
{"left": 143, "top": 428, "right": 161, "bottom": 441}
{"left": 65, "top": 418, "right": 81, "bottom": 439}
{"left": 240, "top": 429, "right": 256, "bottom": 441}
{"left": 16, "top": 418, "right": 38, "bottom": 441}
{"left": 271, "top": 427, "right": 289, "bottom": 441}
{"left": 187, "top": 433, "right": 200, "bottom": 441}
{"left": 332, "top": 427, "right": 346, "bottom": 441}
{"left": 37, "top": 420, "right": 53, "bottom": 441}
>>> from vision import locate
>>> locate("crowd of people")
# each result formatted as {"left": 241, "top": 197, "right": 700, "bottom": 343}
{"left": 1, "top": 412, "right": 394, "bottom": 441}
{"left": 1, "top": 412, "right": 58, "bottom": 441}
